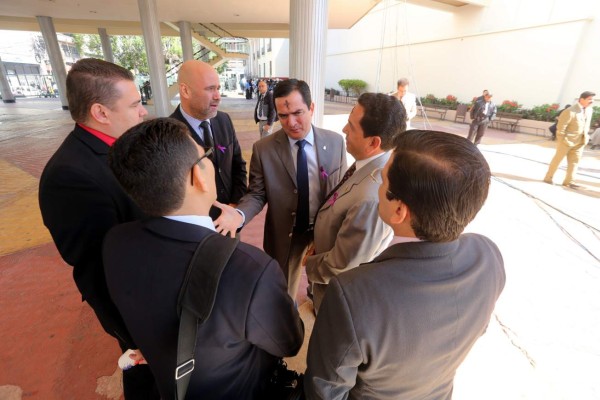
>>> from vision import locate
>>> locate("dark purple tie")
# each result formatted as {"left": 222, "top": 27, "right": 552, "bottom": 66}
{"left": 295, "top": 139, "right": 309, "bottom": 233}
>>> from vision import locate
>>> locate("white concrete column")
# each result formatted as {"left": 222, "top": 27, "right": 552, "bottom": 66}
{"left": 36, "top": 16, "right": 69, "bottom": 110}
{"left": 98, "top": 28, "right": 114, "bottom": 63}
{"left": 137, "top": 0, "right": 170, "bottom": 117}
{"left": 289, "top": 0, "right": 328, "bottom": 126}
{"left": 178, "top": 21, "right": 194, "bottom": 61}
{"left": 0, "top": 57, "right": 16, "bottom": 103}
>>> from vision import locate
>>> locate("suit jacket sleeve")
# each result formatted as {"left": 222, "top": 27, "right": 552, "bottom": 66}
{"left": 305, "top": 278, "right": 362, "bottom": 400}
{"left": 237, "top": 141, "right": 267, "bottom": 224}
{"left": 246, "top": 258, "right": 304, "bottom": 357}
{"left": 306, "top": 198, "right": 388, "bottom": 284}
{"left": 223, "top": 113, "right": 248, "bottom": 204}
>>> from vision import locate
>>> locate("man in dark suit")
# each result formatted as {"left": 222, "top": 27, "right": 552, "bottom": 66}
{"left": 170, "top": 60, "right": 247, "bottom": 219}
{"left": 467, "top": 92, "right": 497, "bottom": 145}
{"left": 306, "top": 130, "right": 506, "bottom": 399}
{"left": 38, "top": 58, "right": 158, "bottom": 399}
{"left": 104, "top": 118, "right": 304, "bottom": 400}
{"left": 215, "top": 79, "right": 347, "bottom": 301}
{"left": 254, "top": 79, "right": 277, "bottom": 138}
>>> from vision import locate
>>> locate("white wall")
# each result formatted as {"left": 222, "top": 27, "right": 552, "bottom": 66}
{"left": 325, "top": 0, "right": 600, "bottom": 108}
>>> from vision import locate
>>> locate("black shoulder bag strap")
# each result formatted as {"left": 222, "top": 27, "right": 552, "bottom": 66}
{"left": 175, "top": 234, "right": 239, "bottom": 400}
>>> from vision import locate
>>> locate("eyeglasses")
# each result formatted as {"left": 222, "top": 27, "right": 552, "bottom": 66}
{"left": 190, "top": 147, "right": 213, "bottom": 185}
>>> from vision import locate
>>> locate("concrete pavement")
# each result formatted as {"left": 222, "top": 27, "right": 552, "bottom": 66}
{"left": 1, "top": 94, "right": 599, "bottom": 399}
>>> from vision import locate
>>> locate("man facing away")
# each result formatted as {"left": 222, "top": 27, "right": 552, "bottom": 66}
{"left": 467, "top": 92, "right": 497, "bottom": 145}
{"left": 306, "top": 93, "right": 405, "bottom": 313}
{"left": 38, "top": 58, "right": 157, "bottom": 398}
{"left": 392, "top": 78, "right": 417, "bottom": 129}
{"left": 544, "top": 91, "right": 595, "bottom": 189}
{"left": 170, "top": 60, "right": 247, "bottom": 219}
{"left": 215, "top": 79, "right": 347, "bottom": 301}
{"left": 254, "top": 79, "right": 277, "bottom": 138}
{"left": 104, "top": 118, "right": 304, "bottom": 400}
{"left": 305, "top": 130, "right": 506, "bottom": 400}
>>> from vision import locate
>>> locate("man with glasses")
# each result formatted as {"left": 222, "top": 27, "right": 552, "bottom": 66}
{"left": 104, "top": 118, "right": 303, "bottom": 400}
{"left": 215, "top": 79, "right": 347, "bottom": 302}
{"left": 38, "top": 58, "right": 157, "bottom": 398}
{"left": 306, "top": 130, "right": 505, "bottom": 400}
{"left": 305, "top": 93, "right": 405, "bottom": 313}
{"left": 170, "top": 60, "right": 247, "bottom": 219}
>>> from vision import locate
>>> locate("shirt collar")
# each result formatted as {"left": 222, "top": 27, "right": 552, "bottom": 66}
{"left": 287, "top": 126, "right": 315, "bottom": 147}
{"left": 355, "top": 151, "right": 388, "bottom": 171}
{"left": 389, "top": 236, "right": 422, "bottom": 246}
{"left": 163, "top": 215, "right": 216, "bottom": 231}
{"left": 77, "top": 123, "right": 116, "bottom": 146}
{"left": 180, "top": 106, "right": 209, "bottom": 130}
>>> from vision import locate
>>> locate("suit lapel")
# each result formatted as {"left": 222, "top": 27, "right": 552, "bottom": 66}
{"left": 209, "top": 114, "right": 222, "bottom": 164}
{"left": 314, "top": 126, "right": 339, "bottom": 199}
{"left": 274, "top": 131, "right": 297, "bottom": 186}
{"left": 173, "top": 106, "right": 205, "bottom": 147}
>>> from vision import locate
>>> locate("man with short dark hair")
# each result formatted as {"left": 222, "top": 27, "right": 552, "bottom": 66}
{"left": 215, "top": 79, "right": 347, "bottom": 301}
{"left": 306, "top": 93, "right": 404, "bottom": 313}
{"left": 467, "top": 92, "right": 497, "bottom": 145}
{"left": 306, "top": 130, "right": 505, "bottom": 400}
{"left": 544, "top": 90, "right": 595, "bottom": 189}
{"left": 254, "top": 80, "right": 277, "bottom": 138}
{"left": 392, "top": 78, "right": 417, "bottom": 129}
{"left": 104, "top": 118, "right": 303, "bottom": 400}
{"left": 38, "top": 58, "right": 157, "bottom": 398}
{"left": 170, "top": 60, "right": 247, "bottom": 219}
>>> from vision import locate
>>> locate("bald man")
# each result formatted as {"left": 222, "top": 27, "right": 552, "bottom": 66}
{"left": 170, "top": 60, "right": 247, "bottom": 219}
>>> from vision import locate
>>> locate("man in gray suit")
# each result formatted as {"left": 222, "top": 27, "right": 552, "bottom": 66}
{"left": 215, "top": 79, "right": 347, "bottom": 301}
{"left": 306, "top": 130, "right": 505, "bottom": 400}
{"left": 306, "top": 93, "right": 405, "bottom": 313}
{"left": 467, "top": 92, "right": 497, "bottom": 145}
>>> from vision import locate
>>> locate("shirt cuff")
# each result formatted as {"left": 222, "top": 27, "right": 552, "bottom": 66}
{"left": 235, "top": 209, "right": 246, "bottom": 228}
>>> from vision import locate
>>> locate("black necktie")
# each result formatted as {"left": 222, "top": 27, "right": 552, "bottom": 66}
{"left": 258, "top": 94, "right": 264, "bottom": 117}
{"left": 295, "top": 139, "right": 309, "bottom": 233}
{"left": 200, "top": 121, "right": 214, "bottom": 150}
{"left": 323, "top": 163, "right": 356, "bottom": 206}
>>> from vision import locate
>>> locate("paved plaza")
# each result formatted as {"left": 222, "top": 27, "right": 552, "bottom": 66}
{"left": 1, "top": 94, "right": 599, "bottom": 399}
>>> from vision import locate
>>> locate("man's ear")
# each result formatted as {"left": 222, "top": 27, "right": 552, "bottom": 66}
{"left": 179, "top": 83, "right": 190, "bottom": 99}
{"left": 192, "top": 163, "right": 209, "bottom": 193}
{"left": 89, "top": 103, "right": 110, "bottom": 125}
{"left": 389, "top": 200, "right": 410, "bottom": 226}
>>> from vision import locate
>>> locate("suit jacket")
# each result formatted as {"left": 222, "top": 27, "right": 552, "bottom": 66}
{"left": 237, "top": 127, "right": 347, "bottom": 273}
{"left": 306, "top": 234, "right": 505, "bottom": 400}
{"left": 470, "top": 99, "right": 497, "bottom": 122}
{"left": 38, "top": 124, "right": 142, "bottom": 347}
{"left": 170, "top": 106, "right": 247, "bottom": 207}
{"left": 254, "top": 90, "right": 276, "bottom": 125}
{"left": 103, "top": 218, "right": 304, "bottom": 400}
{"left": 556, "top": 102, "right": 593, "bottom": 146}
{"left": 306, "top": 152, "right": 393, "bottom": 311}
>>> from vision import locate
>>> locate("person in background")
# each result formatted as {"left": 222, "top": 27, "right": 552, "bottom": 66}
{"left": 544, "top": 91, "right": 595, "bottom": 189}
{"left": 254, "top": 80, "right": 277, "bottom": 138}
{"left": 467, "top": 92, "right": 497, "bottom": 145}
{"left": 392, "top": 78, "right": 417, "bottom": 129}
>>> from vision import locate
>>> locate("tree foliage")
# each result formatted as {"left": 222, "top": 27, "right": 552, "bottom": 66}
{"left": 338, "top": 79, "right": 368, "bottom": 97}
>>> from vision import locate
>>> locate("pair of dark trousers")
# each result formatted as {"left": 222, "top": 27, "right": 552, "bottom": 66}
{"left": 467, "top": 119, "right": 489, "bottom": 145}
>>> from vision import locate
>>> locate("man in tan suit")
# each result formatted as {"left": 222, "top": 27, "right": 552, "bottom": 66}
{"left": 306, "top": 93, "right": 405, "bottom": 313}
{"left": 215, "top": 79, "right": 347, "bottom": 301}
{"left": 544, "top": 91, "right": 595, "bottom": 189}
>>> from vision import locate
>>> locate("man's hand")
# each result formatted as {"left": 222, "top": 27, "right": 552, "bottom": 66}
{"left": 264, "top": 124, "right": 271, "bottom": 132}
{"left": 213, "top": 201, "right": 243, "bottom": 238}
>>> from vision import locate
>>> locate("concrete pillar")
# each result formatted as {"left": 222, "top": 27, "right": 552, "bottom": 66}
{"left": 36, "top": 16, "right": 69, "bottom": 110}
{"left": 0, "top": 57, "right": 16, "bottom": 103}
{"left": 178, "top": 21, "right": 194, "bottom": 61}
{"left": 137, "top": 0, "right": 170, "bottom": 117}
{"left": 98, "top": 28, "right": 114, "bottom": 63}
{"left": 289, "top": 0, "right": 328, "bottom": 126}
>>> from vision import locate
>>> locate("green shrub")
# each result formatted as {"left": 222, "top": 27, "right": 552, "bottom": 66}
{"left": 338, "top": 79, "right": 368, "bottom": 97}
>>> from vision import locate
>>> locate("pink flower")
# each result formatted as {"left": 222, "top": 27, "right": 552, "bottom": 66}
{"left": 319, "top": 166, "right": 328, "bottom": 179}
{"left": 328, "top": 192, "right": 339, "bottom": 205}
{"left": 217, "top": 144, "right": 226, "bottom": 153}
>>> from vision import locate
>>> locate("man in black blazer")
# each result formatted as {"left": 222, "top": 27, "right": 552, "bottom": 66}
{"left": 254, "top": 80, "right": 277, "bottom": 138}
{"left": 467, "top": 92, "right": 497, "bottom": 145}
{"left": 105, "top": 118, "right": 304, "bottom": 399}
{"left": 306, "top": 130, "right": 505, "bottom": 399}
{"left": 38, "top": 58, "right": 158, "bottom": 399}
{"left": 170, "top": 60, "right": 247, "bottom": 219}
